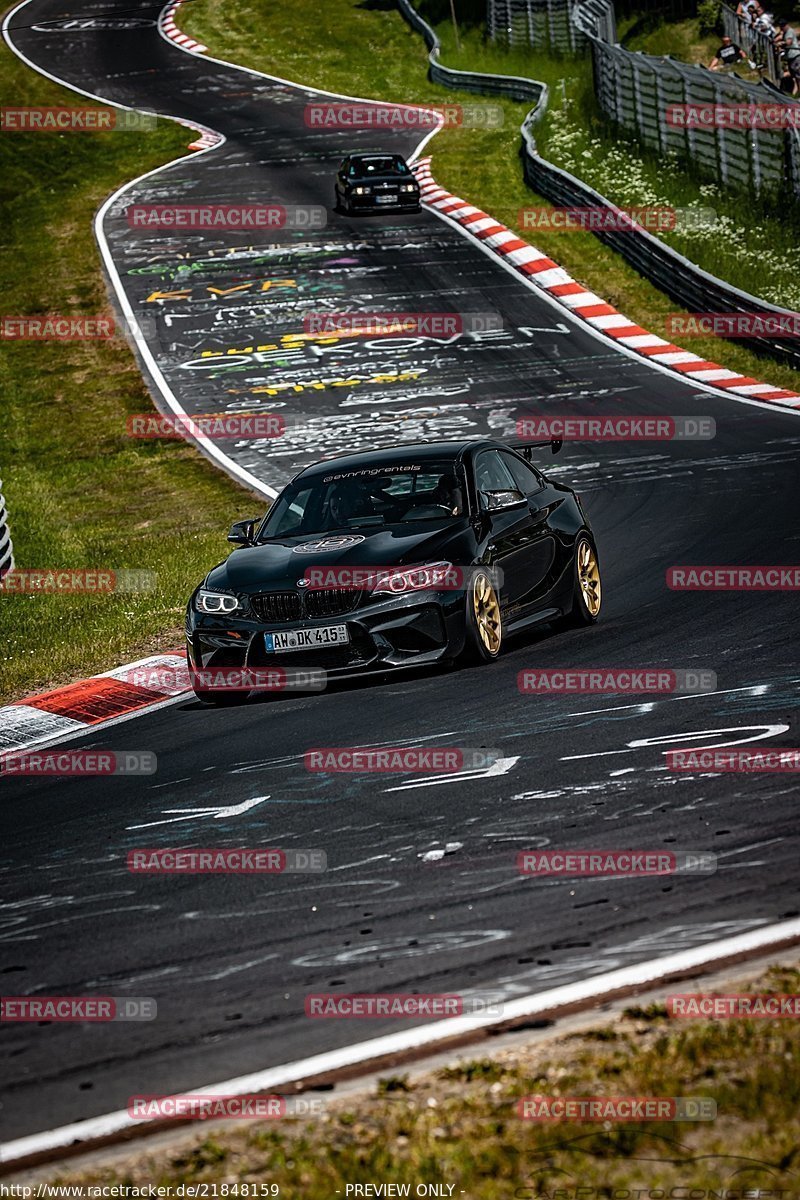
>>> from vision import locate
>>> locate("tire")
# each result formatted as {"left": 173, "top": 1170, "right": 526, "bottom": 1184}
{"left": 462, "top": 569, "right": 503, "bottom": 663}
{"left": 555, "top": 534, "right": 602, "bottom": 630}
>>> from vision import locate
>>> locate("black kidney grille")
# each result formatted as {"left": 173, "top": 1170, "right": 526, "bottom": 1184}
{"left": 250, "top": 592, "right": 302, "bottom": 623}
{"left": 305, "top": 588, "right": 364, "bottom": 617}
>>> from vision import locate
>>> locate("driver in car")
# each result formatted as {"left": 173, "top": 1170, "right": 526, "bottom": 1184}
{"left": 327, "top": 480, "right": 372, "bottom": 527}
{"left": 431, "top": 473, "right": 463, "bottom": 516}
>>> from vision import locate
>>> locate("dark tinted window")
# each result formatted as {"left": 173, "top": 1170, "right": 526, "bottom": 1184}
{"left": 258, "top": 460, "right": 464, "bottom": 538}
{"left": 350, "top": 156, "right": 409, "bottom": 178}
{"left": 474, "top": 451, "right": 520, "bottom": 509}
{"left": 499, "top": 451, "right": 545, "bottom": 494}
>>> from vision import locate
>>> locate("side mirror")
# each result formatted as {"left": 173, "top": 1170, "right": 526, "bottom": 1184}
{"left": 483, "top": 489, "right": 526, "bottom": 512}
{"left": 228, "top": 519, "right": 257, "bottom": 545}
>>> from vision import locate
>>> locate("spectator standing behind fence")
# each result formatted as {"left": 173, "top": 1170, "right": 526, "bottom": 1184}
{"left": 710, "top": 34, "right": 748, "bottom": 68}
{"left": 775, "top": 18, "right": 800, "bottom": 84}
{"left": 779, "top": 61, "right": 798, "bottom": 92}
{"left": 736, "top": 0, "right": 758, "bottom": 21}
{"left": 752, "top": 5, "right": 777, "bottom": 35}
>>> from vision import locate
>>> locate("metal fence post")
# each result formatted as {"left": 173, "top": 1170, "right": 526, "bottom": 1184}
{"left": 0, "top": 479, "right": 13, "bottom": 582}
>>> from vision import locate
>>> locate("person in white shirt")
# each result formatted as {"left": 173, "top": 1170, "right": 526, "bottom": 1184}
{"left": 753, "top": 5, "right": 776, "bottom": 35}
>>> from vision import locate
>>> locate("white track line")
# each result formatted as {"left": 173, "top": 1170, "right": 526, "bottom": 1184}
{"left": 153, "top": 0, "right": 800, "bottom": 414}
{"left": 2, "top": 0, "right": 451, "bottom": 498}
{"left": 2, "top": 916, "right": 799, "bottom": 1166}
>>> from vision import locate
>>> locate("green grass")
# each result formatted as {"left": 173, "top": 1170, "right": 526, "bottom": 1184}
{"left": 43, "top": 964, "right": 800, "bottom": 1196}
{"left": 3, "top": 0, "right": 799, "bottom": 702}
{"left": 0, "top": 50, "right": 262, "bottom": 703}
{"left": 183, "top": 0, "right": 800, "bottom": 395}
{"left": 624, "top": 15, "right": 743, "bottom": 71}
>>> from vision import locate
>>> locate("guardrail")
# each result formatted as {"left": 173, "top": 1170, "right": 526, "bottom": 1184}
{"left": 487, "top": 0, "right": 800, "bottom": 203}
{"left": 0, "top": 479, "right": 14, "bottom": 581}
{"left": 398, "top": 0, "right": 548, "bottom": 103}
{"left": 487, "top": 0, "right": 615, "bottom": 48}
{"left": 589, "top": 41, "right": 798, "bottom": 196}
{"left": 397, "top": 0, "right": 800, "bottom": 368}
{"left": 721, "top": 2, "right": 782, "bottom": 83}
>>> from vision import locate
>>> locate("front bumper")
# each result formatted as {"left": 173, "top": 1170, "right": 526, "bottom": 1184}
{"left": 344, "top": 191, "right": 420, "bottom": 211}
{"left": 186, "top": 589, "right": 466, "bottom": 685}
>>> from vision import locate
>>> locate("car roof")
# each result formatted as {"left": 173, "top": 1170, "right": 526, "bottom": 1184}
{"left": 345, "top": 152, "right": 407, "bottom": 163}
{"left": 294, "top": 440, "right": 505, "bottom": 480}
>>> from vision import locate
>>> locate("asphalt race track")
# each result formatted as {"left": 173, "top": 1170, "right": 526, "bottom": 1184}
{"left": 2, "top": 0, "right": 800, "bottom": 1147}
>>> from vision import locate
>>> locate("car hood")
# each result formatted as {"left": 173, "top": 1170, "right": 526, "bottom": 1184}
{"left": 206, "top": 522, "right": 472, "bottom": 593}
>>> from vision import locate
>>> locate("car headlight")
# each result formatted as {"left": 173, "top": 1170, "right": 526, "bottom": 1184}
{"left": 352, "top": 186, "right": 370, "bottom": 195}
{"left": 371, "top": 562, "right": 457, "bottom": 595}
{"left": 400, "top": 183, "right": 418, "bottom": 193}
{"left": 195, "top": 588, "right": 242, "bottom": 614}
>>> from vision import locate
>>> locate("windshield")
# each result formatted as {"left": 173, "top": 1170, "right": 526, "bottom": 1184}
{"left": 258, "top": 461, "right": 465, "bottom": 540}
{"left": 349, "top": 156, "right": 409, "bottom": 178}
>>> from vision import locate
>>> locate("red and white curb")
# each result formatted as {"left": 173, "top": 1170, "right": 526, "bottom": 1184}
{"left": 157, "top": 3, "right": 222, "bottom": 149}
{"left": 159, "top": 0, "right": 206, "bottom": 53}
{"left": 412, "top": 158, "right": 800, "bottom": 409}
{"left": 0, "top": 653, "right": 187, "bottom": 755}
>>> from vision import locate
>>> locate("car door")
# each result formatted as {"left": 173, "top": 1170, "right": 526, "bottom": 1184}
{"left": 498, "top": 450, "right": 560, "bottom": 607}
{"left": 335, "top": 159, "right": 349, "bottom": 202}
{"left": 474, "top": 450, "right": 541, "bottom": 616}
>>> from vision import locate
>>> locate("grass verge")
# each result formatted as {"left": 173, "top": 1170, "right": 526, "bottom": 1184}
{"left": 0, "top": 50, "right": 262, "bottom": 703}
{"left": 183, "top": 0, "right": 800, "bottom": 392}
{"left": 31, "top": 963, "right": 800, "bottom": 1195}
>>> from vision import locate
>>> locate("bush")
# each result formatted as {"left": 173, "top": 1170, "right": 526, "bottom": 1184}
{"left": 698, "top": 0, "right": 722, "bottom": 34}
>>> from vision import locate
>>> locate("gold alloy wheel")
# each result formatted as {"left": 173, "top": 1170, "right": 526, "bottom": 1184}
{"left": 473, "top": 573, "right": 502, "bottom": 655}
{"left": 578, "top": 539, "right": 602, "bottom": 616}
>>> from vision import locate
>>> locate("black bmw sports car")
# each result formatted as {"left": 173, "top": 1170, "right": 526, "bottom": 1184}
{"left": 185, "top": 439, "right": 601, "bottom": 703}
{"left": 334, "top": 152, "right": 421, "bottom": 215}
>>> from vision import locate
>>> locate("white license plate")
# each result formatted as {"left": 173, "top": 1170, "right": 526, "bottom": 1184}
{"left": 376, "top": 194, "right": 397, "bottom": 204}
{"left": 264, "top": 625, "right": 349, "bottom": 652}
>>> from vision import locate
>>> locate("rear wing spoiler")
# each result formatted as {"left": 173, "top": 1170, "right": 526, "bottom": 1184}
{"left": 508, "top": 438, "right": 563, "bottom": 460}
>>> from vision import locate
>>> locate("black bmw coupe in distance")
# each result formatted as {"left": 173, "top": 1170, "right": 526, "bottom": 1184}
{"left": 185, "top": 439, "right": 601, "bottom": 703}
{"left": 334, "top": 152, "right": 421, "bottom": 215}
